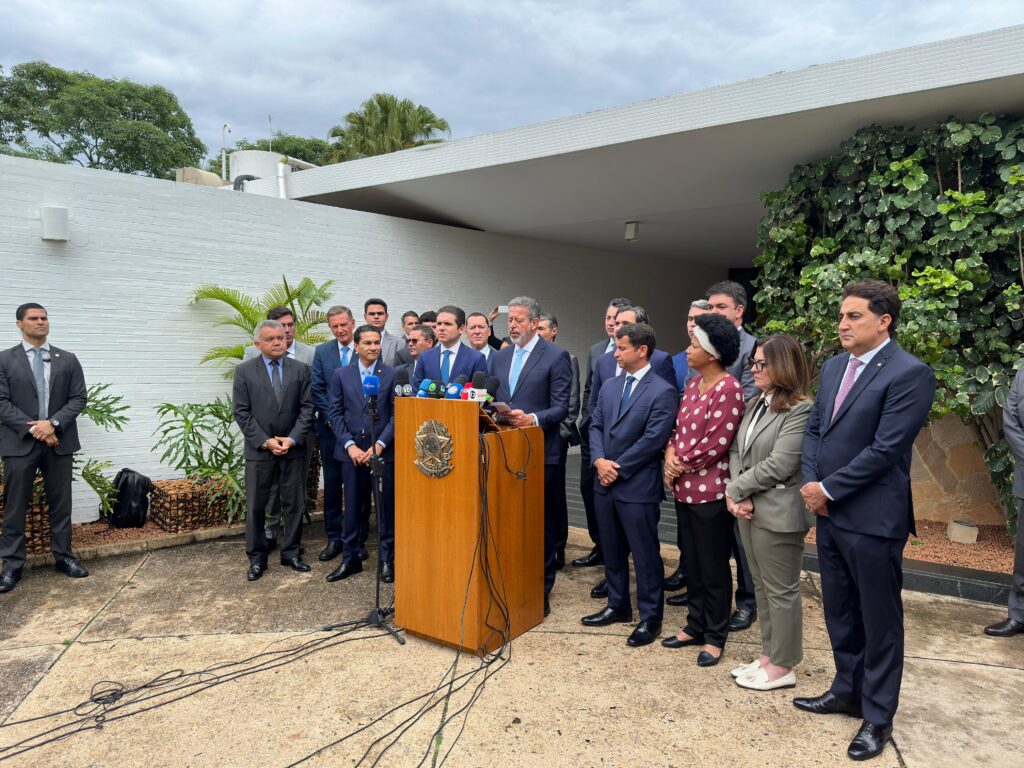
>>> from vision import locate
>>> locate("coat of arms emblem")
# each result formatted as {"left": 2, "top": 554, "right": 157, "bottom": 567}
{"left": 415, "top": 419, "right": 454, "bottom": 478}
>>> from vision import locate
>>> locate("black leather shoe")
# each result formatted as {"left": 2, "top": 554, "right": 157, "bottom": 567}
{"left": 281, "top": 557, "right": 311, "bottom": 572}
{"left": 666, "top": 592, "right": 688, "bottom": 606}
{"left": 572, "top": 547, "right": 603, "bottom": 568}
{"left": 590, "top": 579, "right": 608, "bottom": 599}
{"left": 984, "top": 617, "right": 1024, "bottom": 637}
{"left": 0, "top": 568, "right": 22, "bottom": 594}
{"left": 661, "top": 633, "right": 702, "bottom": 649}
{"left": 581, "top": 606, "right": 633, "bottom": 627}
{"left": 326, "top": 559, "right": 363, "bottom": 582}
{"left": 847, "top": 722, "right": 892, "bottom": 761}
{"left": 627, "top": 621, "right": 661, "bottom": 647}
{"left": 793, "top": 691, "right": 863, "bottom": 718}
{"left": 54, "top": 557, "right": 89, "bottom": 578}
{"left": 381, "top": 562, "right": 394, "bottom": 583}
{"left": 697, "top": 649, "right": 722, "bottom": 667}
{"left": 728, "top": 608, "right": 756, "bottom": 631}
{"left": 359, "top": 546, "right": 370, "bottom": 562}
{"left": 664, "top": 569, "right": 687, "bottom": 591}
{"left": 318, "top": 540, "right": 343, "bottom": 562}
{"left": 544, "top": 593, "right": 550, "bottom": 617}
{"left": 247, "top": 563, "right": 265, "bottom": 581}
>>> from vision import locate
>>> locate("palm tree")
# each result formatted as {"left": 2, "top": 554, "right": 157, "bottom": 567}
{"left": 328, "top": 92, "right": 450, "bottom": 162}
{"left": 190, "top": 275, "right": 333, "bottom": 374}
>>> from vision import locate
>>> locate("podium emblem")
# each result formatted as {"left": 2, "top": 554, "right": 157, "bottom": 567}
{"left": 414, "top": 419, "right": 454, "bottom": 478}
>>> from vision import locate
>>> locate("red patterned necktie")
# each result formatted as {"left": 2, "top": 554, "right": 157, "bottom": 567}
{"left": 831, "top": 358, "right": 863, "bottom": 420}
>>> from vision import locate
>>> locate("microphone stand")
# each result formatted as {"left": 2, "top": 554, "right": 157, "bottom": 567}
{"left": 323, "top": 392, "right": 405, "bottom": 645}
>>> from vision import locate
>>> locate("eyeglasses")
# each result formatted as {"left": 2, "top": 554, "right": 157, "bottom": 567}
{"left": 748, "top": 357, "right": 768, "bottom": 372}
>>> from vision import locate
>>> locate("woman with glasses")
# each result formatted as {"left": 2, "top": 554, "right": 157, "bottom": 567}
{"left": 725, "top": 335, "right": 813, "bottom": 690}
{"left": 661, "top": 313, "right": 743, "bottom": 667}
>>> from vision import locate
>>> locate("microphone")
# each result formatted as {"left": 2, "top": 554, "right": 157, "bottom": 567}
{"left": 465, "top": 371, "right": 493, "bottom": 404}
{"left": 394, "top": 367, "right": 410, "bottom": 397}
{"left": 363, "top": 374, "right": 381, "bottom": 409}
{"left": 484, "top": 377, "right": 499, "bottom": 400}
{"left": 417, "top": 379, "right": 434, "bottom": 398}
{"left": 444, "top": 374, "right": 469, "bottom": 399}
{"left": 460, "top": 382, "right": 472, "bottom": 400}
{"left": 427, "top": 380, "right": 443, "bottom": 398}
{"left": 471, "top": 371, "right": 486, "bottom": 389}
{"left": 402, "top": 383, "right": 414, "bottom": 397}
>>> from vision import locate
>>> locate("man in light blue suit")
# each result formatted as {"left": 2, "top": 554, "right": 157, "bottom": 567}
{"left": 795, "top": 280, "right": 935, "bottom": 762}
{"left": 310, "top": 305, "right": 357, "bottom": 562}
{"left": 325, "top": 324, "right": 398, "bottom": 584}
{"left": 489, "top": 296, "right": 572, "bottom": 617}
{"left": 582, "top": 323, "right": 678, "bottom": 648}
{"left": 413, "top": 305, "right": 488, "bottom": 390}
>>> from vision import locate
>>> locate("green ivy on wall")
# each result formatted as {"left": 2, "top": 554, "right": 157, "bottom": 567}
{"left": 754, "top": 112, "right": 1024, "bottom": 535}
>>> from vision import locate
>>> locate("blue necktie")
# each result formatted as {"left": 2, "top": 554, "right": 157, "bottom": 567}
{"left": 441, "top": 349, "right": 452, "bottom": 384}
{"left": 509, "top": 347, "right": 526, "bottom": 395}
{"left": 340, "top": 346, "right": 350, "bottom": 367}
{"left": 618, "top": 375, "right": 636, "bottom": 417}
{"left": 33, "top": 347, "right": 47, "bottom": 418}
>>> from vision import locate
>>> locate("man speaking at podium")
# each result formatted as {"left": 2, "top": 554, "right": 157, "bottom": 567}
{"left": 490, "top": 296, "right": 572, "bottom": 616}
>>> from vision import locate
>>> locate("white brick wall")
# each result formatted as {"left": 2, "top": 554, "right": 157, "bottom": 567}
{"left": 0, "top": 156, "right": 724, "bottom": 521}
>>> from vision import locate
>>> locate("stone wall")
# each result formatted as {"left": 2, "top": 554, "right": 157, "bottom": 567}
{"left": 913, "top": 415, "right": 1005, "bottom": 526}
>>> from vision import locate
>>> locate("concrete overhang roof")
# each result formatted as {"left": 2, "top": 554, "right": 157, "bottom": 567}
{"left": 246, "top": 25, "right": 1024, "bottom": 267}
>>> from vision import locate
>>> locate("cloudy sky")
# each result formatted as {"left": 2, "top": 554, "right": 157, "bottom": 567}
{"left": 2, "top": 1, "right": 1021, "bottom": 161}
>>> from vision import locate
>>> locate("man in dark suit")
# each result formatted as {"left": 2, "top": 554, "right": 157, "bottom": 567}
{"left": 465, "top": 312, "right": 495, "bottom": 365}
{"left": 796, "top": 279, "right": 935, "bottom": 761}
{"left": 706, "top": 281, "right": 760, "bottom": 632}
{"left": 586, "top": 304, "right": 678, "bottom": 599}
{"left": 0, "top": 303, "right": 89, "bottom": 594}
{"left": 233, "top": 319, "right": 315, "bottom": 581}
{"left": 326, "top": 324, "right": 397, "bottom": 583}
{"left": 490, "top": 296, "right": 572, "bottom": 616}
{"left": 412, "top": 305, "right": 488, "bottom": 390}
{"left": 582, "top": 322, "right": 677, "bottom": 647}
{"left": 310, "top": 305, "right": 357, "bottom": 562}
{"left": 537, "top": 313, "right": 581, "bottom": 570}
{"left": 573, "top": 297, "right": 632, "bottom": 570}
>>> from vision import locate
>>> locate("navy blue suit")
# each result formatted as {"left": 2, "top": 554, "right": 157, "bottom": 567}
{"left": 590, "top": 369, "right": 678, "bottom": 623}
{"left": 327, "top": 360, "right": 397, "bottom": 564}
{"left": 412, "top": 344, "right": 488, "bottom": 390}
{"left": 802, "top": 340, "right": 935, "bottom": 727}
{"left": 311, "top": 340, "right": 355, "bottom": 543}
{"left": 671, "top": 351, "right": 688, "bottom": 393}
{"left": 490, "top": 336, "right": 572, "bottom": 593}
{"left": 588, "top": 348, "right": 676, "bottom": 418}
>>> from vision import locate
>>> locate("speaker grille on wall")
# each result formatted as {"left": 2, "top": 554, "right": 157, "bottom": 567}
{"left": 40, "top": 206, "right": 70, "bottom": 241}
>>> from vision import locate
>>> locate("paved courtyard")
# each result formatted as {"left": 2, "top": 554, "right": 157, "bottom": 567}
{"left": 1, "top": 522, "right": 1022, "bottom": 768}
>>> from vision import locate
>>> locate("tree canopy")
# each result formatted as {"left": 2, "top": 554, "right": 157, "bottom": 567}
{"left": 328, "top": 92, "right": 450, "bottom": 161}
{"left": 0, "top": 61, "right": 206, "bottom": 178}
{"left": 754, "top": 111, "right": 1024, "bottom": 531}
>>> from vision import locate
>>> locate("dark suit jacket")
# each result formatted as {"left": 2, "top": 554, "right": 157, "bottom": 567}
{"left": 559, "top": 353, "right": 582, "bottom": 446}
{"left": 725, "top": 326, "right": 758, "bottom": 399}
{"left": 579, "top": 337, "right": 611, "bottom": 432}
{"left": 588, "top": 348, "right": 677, "bottom": 418}
{"left": 413, "top": 344, "right": 488, "bottom": 390}
{"left": 801, "top": 341, "right": 935, "bottom": 539}
{"left": 490, "top": 337, "right": 572, "bottom": 465}
{"left": 327, "top": 360, "right": 396, "bottom": 463}
{"left": 0, "top": 343, "right": 87, "bottom": 456}
{"left": 232, "top": 356, "right": 315, "bottom": 461}
{"left": 311, "top": 340, "right": 355, "bottom": 438}
{"left": 590, "top": 369, "right": 678, "bottom": 504}
{"left": 671, "top": 351, "right": 688, "bottom": 393}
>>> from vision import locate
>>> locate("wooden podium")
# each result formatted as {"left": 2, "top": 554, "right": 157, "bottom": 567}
{"left": 394, "top": 398, "right": 544, "bottom": 653}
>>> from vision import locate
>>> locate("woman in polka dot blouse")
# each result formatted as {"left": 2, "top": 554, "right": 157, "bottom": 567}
{"left": 661, "top": 313, "right": 744, "bottom": 667}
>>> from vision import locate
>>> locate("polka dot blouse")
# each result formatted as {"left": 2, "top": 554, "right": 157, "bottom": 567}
{"left": 669, "top": 374, "right": 745, "bottom": 504}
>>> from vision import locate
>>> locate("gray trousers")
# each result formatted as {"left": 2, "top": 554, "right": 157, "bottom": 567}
{"left": 265, "top": 436, "right": 315, "bottom": 538}
{"left": 737, "top": 519, "right": 806, "bottom": 668}
{"left": 1010, "top": 498, "right": 1024, "bottom": 622}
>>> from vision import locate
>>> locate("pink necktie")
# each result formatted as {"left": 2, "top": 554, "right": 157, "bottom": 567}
{"left": 831, "top": 358, "right": 863, "bottom": 420}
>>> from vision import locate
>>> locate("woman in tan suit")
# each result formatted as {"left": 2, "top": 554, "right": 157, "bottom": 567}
{"left": 725, "top": 335, "right": 812, "bottom": 691}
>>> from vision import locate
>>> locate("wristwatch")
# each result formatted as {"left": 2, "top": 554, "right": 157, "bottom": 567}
{"left": 50, "top": 418, "right": 60, "bottom": 429}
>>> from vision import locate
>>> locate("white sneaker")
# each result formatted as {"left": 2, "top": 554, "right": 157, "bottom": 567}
{"left": 735, "top": 667, "right": 797, "bottom": 691}
{"left": 730, "top": 659, "right": 761, "bottom": 679}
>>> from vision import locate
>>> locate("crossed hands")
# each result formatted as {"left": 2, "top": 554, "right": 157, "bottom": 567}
{"left": 347, "top": 443, "right": 383, "bottom": 465}
{"left": 263, "top": 436, "right": 293, "bottom": 456}
{"left": 594, "top": 458, "right": 619, "bottom": 487}
{"left": 800, "top": 482, "right": 829, "bottom": 517}
{"left": 27, "top": 421, "right": 58, "bottom": 448}
{"left": 663, "top": 447, "right": 683, "bottom": 489}
{"left": 726, "top": 494, "right": 754, "bottom": 520}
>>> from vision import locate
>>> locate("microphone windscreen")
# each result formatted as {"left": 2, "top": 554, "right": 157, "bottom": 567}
{"left": 453, "top": 374, "right": 468, "bottom": 387}
{"left": 402, "top": 384, "right": 414, "bottom": 397}
{"left": 362, "top": 374, "right": 381, "bottom": 397}
{"left": 484, "top": 376, "right": 499, "bottom": 397}
{"left": 445, "top": 383, "right": 462, "bottom": 399}
{"left": 395, "top": 367, "right": 410, "bottom": 386}
{"left": 418, "top": 379, "right": 433, "bottom": 393}
{"left": 471, "top": 371, "right": 486, "bottom": 389}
